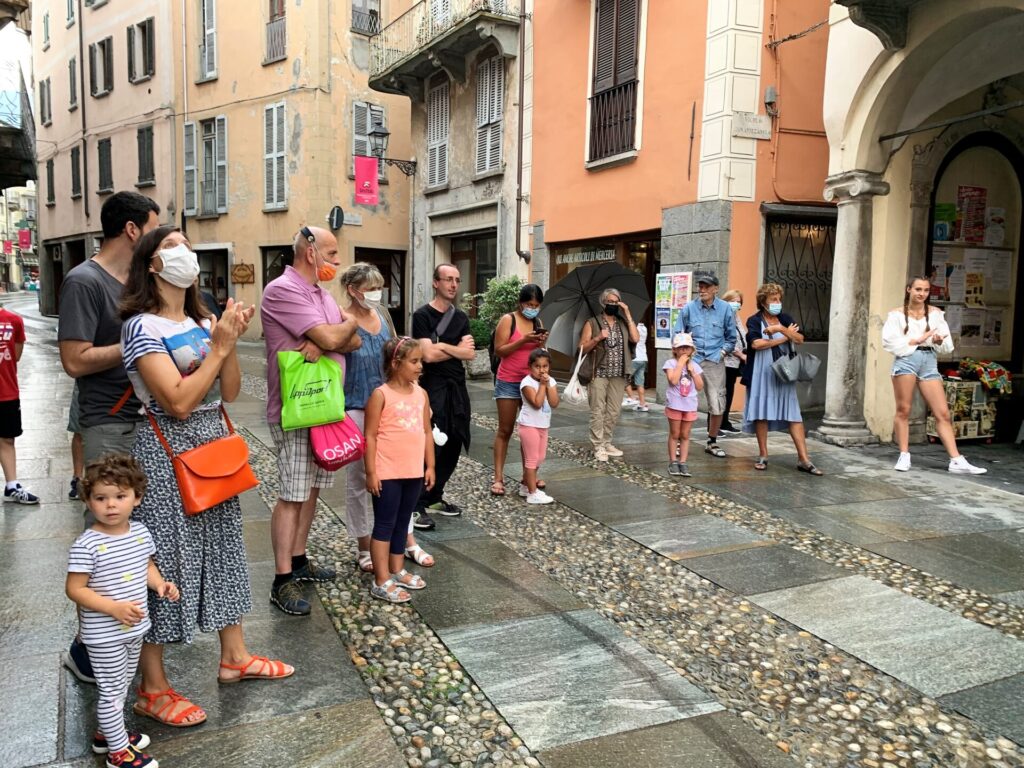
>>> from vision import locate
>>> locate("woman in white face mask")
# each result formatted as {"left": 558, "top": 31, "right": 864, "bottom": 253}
{"left": 118, "top": 226, "right": 292, "bottom": 728}
{"left": 337, "top": 263, "right": 435, "bottom": 571}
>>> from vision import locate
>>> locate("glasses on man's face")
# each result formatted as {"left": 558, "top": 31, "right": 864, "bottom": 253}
{"left": 439, "top": 277, "right": 462, "bottom": 284}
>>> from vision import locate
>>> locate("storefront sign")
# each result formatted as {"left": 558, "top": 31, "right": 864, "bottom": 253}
{"left": 553, "top": 246, "right": 615, "bottom": 266}
{"left": 230, "top": 263, "right": 255, "bottom": 284}
{"left": 354, "top": 156, "right": 379, "bottom": 206}
{"left": 732, "top": 112, "right": 772, "bottom": 140}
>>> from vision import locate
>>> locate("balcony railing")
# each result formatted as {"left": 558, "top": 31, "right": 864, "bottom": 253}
{"left": 589, "top": 80, "right": 638, "bottom": 162}
{"left": 200, "top": 180, "right": 218, "bottom": 216}
{"left": 352, "top": 8, "right": 380, "bottom": 36}
{"left": 265, "top": 15, "right": 286, "bottom": 63}
{"left": 371, "top": 0, "right": 519, "bottom": 77}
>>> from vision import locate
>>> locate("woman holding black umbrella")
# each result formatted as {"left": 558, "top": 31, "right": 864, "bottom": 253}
{"left": 579, "top": 288, "right": 639, "bottom": 461}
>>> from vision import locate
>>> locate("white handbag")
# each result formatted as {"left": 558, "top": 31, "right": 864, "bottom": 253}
{"left": 563, "top": 347, "right": 589, "bottom": 404}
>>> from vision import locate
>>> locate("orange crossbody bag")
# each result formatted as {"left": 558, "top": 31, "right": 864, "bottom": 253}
{"left": 145, "top": 406, "right": 259, "bottom": 516}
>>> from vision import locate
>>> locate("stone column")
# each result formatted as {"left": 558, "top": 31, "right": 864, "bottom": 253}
{"left": 815, "top": 170, "right": 889, "bottom": 446}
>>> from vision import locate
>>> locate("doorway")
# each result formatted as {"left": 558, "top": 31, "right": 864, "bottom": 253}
{"left": 355, "top": 247, "right": 407, "bottom": 334}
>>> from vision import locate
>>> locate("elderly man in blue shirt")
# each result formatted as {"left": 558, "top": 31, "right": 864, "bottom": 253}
{"left": 673, "top": 271, "right": 737, "bottom": 458}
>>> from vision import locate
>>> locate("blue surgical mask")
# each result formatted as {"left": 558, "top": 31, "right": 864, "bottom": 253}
{"left": 768, "top": 302, "right": 782, "bottom": 316}
{"left": 522, "top": 307, "right": 540, "bottom": 320}
{"left": 728, "top": 301, "right": 741, "bottom": 312}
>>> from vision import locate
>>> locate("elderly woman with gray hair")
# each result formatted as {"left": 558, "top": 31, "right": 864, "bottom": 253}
{"left": 578, "top": 287, "right": 640, "bottom": 461}
{"left": 340, "top": 263, "right": 434, "bottom": 571}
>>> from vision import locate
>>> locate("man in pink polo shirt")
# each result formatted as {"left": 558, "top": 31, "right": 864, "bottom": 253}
{"left": 261, "top": 225, "right": 360, "bottom": 616}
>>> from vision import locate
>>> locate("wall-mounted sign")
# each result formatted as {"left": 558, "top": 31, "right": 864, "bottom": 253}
{"left": 17, "top": 229, "right": 31, "bottom": 250}
{"left": 230, "top": 263, "right": 255, "bottom": 284}
{"left": 732, "top": 111, "right": 772, "bottom": 141}
{"left": 553, "top": 245, "right": 615, "bottom": 266}
{"left": 2, "top": 241, "right": 11, "bottom": 255}
{"left": 344, "top": 211, "right": 363, "bottom": 227}
{"left": 327, "top": 205, "right": 345, "bottom": 231}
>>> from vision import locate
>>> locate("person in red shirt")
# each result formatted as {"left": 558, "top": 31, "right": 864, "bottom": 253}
{"left": 0, "top": 306, "right": 39, "bottom": 504}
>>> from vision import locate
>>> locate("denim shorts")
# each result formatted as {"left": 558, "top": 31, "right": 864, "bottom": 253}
{"left": 494, "top": 378, "right": 522, "bottom": 400}
{"left": 630, "top": 360, "right": 647, "bottom": 387}
{"left": 891, "top": 348, "right": 941, "bottom": 381}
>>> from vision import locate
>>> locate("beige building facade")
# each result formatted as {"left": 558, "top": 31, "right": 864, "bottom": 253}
{"left": 369, "top": 0, "right": 533, "bottom": 310}
{"left": 819, "top": 0, "right": 1024, "bottom": 445}
{"left": 34, "top": 0, "right": 413, "bottom": 335}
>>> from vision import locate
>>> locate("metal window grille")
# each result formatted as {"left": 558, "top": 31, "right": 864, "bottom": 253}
{"left": 763, "top": 218, "right": 837, "bottom": 342}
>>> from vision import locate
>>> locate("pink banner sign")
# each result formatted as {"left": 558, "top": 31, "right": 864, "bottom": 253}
{"left": 354, "top": 156, "right": 380, "bottom": 206}
{"left": 17, "top": 229, "right": 30, "bottom": 250}
{"left": 2, "top": 241, "right": 11, "bottom": 255}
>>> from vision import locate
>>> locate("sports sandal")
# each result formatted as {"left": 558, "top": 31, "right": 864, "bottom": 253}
{"left": 705, "top": 442, "right": 727, "bottom": 458}
{"left": 132, "top": 687, "right": 207, "bottom": 728}
{"left": 390, "top": 569, "right": 426, "bottom": 590}
{"left": 357, "top": 550, "right": 374, "bottom": 573}
{"left": 218, "top": 655, "right": 295, "bottom": 684}
{"left": 371, "top": 578, "right": 411, "bottom": 603}
{"left": 490, "top": 480, "right": 506, "bottom": 496}
{"left": 405, "top": 545, "right": 435, "bottom": 567}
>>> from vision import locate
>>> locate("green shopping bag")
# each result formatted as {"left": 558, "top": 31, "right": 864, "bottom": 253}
{"left": 278, "top": 351, "right": 345, "bottom": 431}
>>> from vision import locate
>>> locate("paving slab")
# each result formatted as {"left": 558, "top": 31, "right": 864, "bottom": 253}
{"left": 0, "top": 652, "right": 60, "bottom": 768}
{"left": 939, "top": 672, "right": 1024, "bottom": 746}
{"left": 695, "top": 474, "right": 911, "bottom": 510}
{"left": 565, "top": 487, "right": 700, "bottom": 526}
{"left": 538, "top": 711, "right": 795, "bottom": 768}
{"left": 438, "top": 609, "right": 722, "bottom": 750}
{"left": 0, "top": 501, "right": 86, "bottom": 542}
{"left": 996, "top": 590, "right": 1024, "bottom": 607}
{"left": 614, "top": 514, "right": 772, "bottom": 560}
{"left": 409, "top": 535, "right": 585, "bottom": 630}
{"left": 413, "top": 511, "right": 489, "bottom": 542}
{"left": 683, "top": 544, "right": 846, "bottom": 595}
{"left": 865, "top": 529, "right": 1024, "bottom": 594}
{"left": 754, "top": 575, "right": 1024, "bottom": 698}
{"left": 765, "top": 504, "right": 901, "bottom": 547}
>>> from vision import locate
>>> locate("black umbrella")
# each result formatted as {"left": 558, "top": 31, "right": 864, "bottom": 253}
{"left": 539, "top": 262, "right": 650, "bottom": 356}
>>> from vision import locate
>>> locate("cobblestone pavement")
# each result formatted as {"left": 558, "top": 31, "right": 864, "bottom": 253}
{"left": 5, "top": 294, "right": 1024, "bottom": 767}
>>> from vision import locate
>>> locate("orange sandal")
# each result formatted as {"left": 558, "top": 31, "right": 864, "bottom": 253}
{"left": 132, "top": 687, "right": 207, "bottom": 728}
{"left": 218, "top": 654, "right": 294, "bottom": 684}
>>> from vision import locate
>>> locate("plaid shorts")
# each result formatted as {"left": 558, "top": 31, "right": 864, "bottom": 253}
{"left": 269, "top": 423, "right": 335, "bottom": 502}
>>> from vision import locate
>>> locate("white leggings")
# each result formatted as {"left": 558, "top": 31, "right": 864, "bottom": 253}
{"left": 345, "top": 410, "right": 414, "bottom": 543}
{"left": 90, "top": 636, "right": 143, "bottom": 752}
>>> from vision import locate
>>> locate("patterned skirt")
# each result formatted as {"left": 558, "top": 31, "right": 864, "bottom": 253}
{"left": 131, "top": 408, "right": 253, "bottom": 645}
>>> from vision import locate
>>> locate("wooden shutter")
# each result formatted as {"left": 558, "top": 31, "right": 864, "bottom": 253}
{"left": 592, "top": 0, "right": 616, "bottom": 92}
{"left": 615, "top": 0, "right": 638, "bottom": 84}
{"left": 203, "top": 0, "right": 217, "bottom": 77}
{"left": 489, "top": 57, "right": 503, "bottom": 169}
{"left": 475, "top": 58, "right": 490, "bottom": 174}
{"left": 264, "top": 103, "right": 286, "bottom": 207}
{"left": 127, "top": 26, "right": 136, "bottom": 81}
{"left": 46, "top": 159, "right": 54, "bottom": 203}
{"left": 145, "top": 19, "right": 156, "bottom": 77}
{"left": 352, "top": 101, "right": 369, "bottom": 159}
{"left": 98, "top": 139, "right": 112, "bottom": 190}
{"left": 88, "top": 43, "right": 97, "bottom": 96}
{"left": 137, "top": 126, "right": 154, "bottom": 183}
{"left": 427, "top": 81, "right": 449, "bottom": 187}
{"left": 183, "top": 122, "right": 197, "bottom": 215}
{"left": 68, "top": 58, "right": 76, "bottom": 107}
{"left": 215, "top": 115, "right": 228, "bottom": 212}
{"left": 103, "top": 38, "right": 114, "bottom": 92}
{"left": 274, "top": 104, "right": 286, "bottom": 203}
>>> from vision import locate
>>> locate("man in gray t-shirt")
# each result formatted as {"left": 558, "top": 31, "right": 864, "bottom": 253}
{"left": 58, "top": 192, "right": 160, "bottom": 465}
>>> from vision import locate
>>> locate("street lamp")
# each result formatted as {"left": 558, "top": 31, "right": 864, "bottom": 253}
{"left": 366, "top": 121, "right": 417, "bottom": 177}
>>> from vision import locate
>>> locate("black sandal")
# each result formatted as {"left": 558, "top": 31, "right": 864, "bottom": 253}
{"left": 797, "top": 462, "right": 823, "bottom": 476}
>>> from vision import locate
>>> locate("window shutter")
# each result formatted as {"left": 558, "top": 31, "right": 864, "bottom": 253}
{"left": 104, "top": 38, "right": 114, "bottom": 92}
{"left": 352, "top": 101, "right": 369, "bottom": 159}
{"left": 369, "top": 104, "right": 386, "bottom": 180}
{"left": 427, "top": 81, "right": 449, "bottom": 186}
{"left": 127, "top": 26, "right": 136, "bottom": 81}
{"left": 275, "top": 103, "right": 286, "bottom": 203}
{"left": 489, "top": 57, "right": 504, "bottom": 124}
{"left": 215, "top": 115, "right": 228, "bottom": 212}
{"left": 145, "top": 19, "right": 155, "bottom": 76}
{"left": 592, "top": 0, "right": 616, "bottom": 92}
{"left": 615, "top": 0, "right": 639, "bottom": 84}
{"left": 183, "top": 122, "right": 197, "bottom": 215}
{"left": 68, "top": 58, "right": 76, "bottom": 107}
{"left": 264, "top": 105, "right": 275, "bottom": 206}
{"left": 137, "top": 127, "right": 145, "bottom": 182}
{"left": 46, "top": 159, "right": 54, "bottom": 203}
{"left": 89, "top": 43, "right": 97, "bottom": 96}
{"left": 203, "top": 0, "right": 217, "bottom": 77}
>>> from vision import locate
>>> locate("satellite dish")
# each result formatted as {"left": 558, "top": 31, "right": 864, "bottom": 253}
{"left": 327, "top": 205, "right": 345, "bottom": 231}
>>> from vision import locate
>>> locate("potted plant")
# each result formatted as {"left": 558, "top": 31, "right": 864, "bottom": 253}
{"left": 463, "top": 275, "right": 524, "bottom": 379}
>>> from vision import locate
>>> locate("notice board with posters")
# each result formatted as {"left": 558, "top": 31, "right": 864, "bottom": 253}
{"left": 653, "top": 271, "right": 692, "bottom": 349}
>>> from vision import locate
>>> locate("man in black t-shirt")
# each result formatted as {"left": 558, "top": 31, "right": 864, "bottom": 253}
{"left": 411, "top": 264, "right": 475, "bottom": 530}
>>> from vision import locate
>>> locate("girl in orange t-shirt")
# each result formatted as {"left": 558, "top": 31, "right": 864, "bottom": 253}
{"left": 363, "top": 337, "right": 436, "bottom": 603}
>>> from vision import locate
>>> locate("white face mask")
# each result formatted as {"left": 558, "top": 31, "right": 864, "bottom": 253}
{"left": 358, "top": 289, "right": 383, "bottom": 309}
{"left": 156, "top": 243, "right": 200, "bottom": 289}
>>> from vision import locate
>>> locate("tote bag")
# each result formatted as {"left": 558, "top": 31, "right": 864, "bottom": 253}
{"left": 278, "top": 351, "right": 345, "bottom": 431}
{"left": 563, "top": 347, "right": 589, "bottom": 404}
{"left": 310, "top": 415, "right": 365, "bottom": 471}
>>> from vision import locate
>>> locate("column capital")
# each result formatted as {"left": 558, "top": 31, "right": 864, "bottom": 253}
{"left": 823, "top": 170, "right": 890, "bottom": 203}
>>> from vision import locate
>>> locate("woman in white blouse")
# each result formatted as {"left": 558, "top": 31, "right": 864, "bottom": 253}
{"left": 881, "top": 276, "right": 985, "bottom": 474}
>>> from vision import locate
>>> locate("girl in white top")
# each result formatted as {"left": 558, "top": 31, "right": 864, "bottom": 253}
{"left": 518, "top": 349, "right": 559, "bottom": 505}
{"left": 881, "top": 276, "right": 985, "bottom": 475}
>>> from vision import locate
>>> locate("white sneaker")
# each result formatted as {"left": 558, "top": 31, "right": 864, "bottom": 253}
{"left": 518, "top": 483, "right": 530, "bottom": 497}
{"left": 622, "top": 397, "right": 637, "bottom": 407}
{"left": 633, "top": 404, "right": 650, "bottom": 412}
{"left": 604, "top": 444, "right": 624, "bottom": 457}
{"left": 526, "top": 490, "right": 555, "bottom": 505}
{"left": 594, "top": 448, "right": 608, "bottom": 462}
{"left": 894, "top": 452, "right": 912, "bottom": 472}
{"left": 948, "top": 456, "right": 987, "bottom": 475}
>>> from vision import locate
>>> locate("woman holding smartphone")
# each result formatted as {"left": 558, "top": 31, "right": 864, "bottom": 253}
{"left": 491, "top": 284, "right": 548, "bottom": 496}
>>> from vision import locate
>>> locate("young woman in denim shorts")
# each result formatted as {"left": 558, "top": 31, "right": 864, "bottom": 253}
{"left": 882, "top": 276, "right": 985, "bottom": 475}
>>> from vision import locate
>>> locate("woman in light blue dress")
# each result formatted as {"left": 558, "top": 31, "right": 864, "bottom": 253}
{"left": 741, "top": 283, "right": 822, "bottom": 475}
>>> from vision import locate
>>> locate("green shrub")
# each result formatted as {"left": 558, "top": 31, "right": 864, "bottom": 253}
{"left": 468, "top": 318, "right": 491, "bottom": 349}
{"left": 468, "top": 275, "right": 524, "bottom": 329}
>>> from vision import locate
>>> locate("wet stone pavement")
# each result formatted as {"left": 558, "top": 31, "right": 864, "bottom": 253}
{"left": 3, "top": 292, "right": 1024, "bottom": 767}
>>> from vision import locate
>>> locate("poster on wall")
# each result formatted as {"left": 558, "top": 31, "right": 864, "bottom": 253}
{"left": 985, "top": 207, "right": 1006, "bottom": 247}
{"left": 960, "top": 308, "right": 984, "bottom": 342}
{"left": 983, "top": 310, "right": 1002, "bottom": 347}
{"left": 946, "top": 263, "right": 966, "bottom": 303}
{"left": 933, "top": 204, "right": 957, "bottom": 242}
{"left": 956, "top": 185, "right": 987, "bottom": 243}
{"left": 654, "top": 271, "right": 692, "bottom": 349}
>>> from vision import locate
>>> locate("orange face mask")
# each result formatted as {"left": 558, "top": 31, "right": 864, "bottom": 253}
{"left": 313, "top": 249, "right": 337, "bottom": 282}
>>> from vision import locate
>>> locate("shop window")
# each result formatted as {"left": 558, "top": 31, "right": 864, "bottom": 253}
{"left": 262, "top": 245, "right": 293, "bottom": 287}
{"left": 764, "top": 217, "right": 837, "bottom": 342}
{"left": 451, "top": 234, "right": 497, "bottom": 312}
